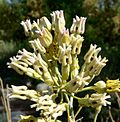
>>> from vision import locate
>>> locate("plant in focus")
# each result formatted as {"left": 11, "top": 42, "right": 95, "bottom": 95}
{"left": 7, "top": 10, "right": 120, "bottom": 122}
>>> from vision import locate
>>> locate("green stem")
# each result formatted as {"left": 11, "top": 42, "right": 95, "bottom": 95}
{"left": 65, "top": 91, "right": 80, "bottom": 100}
{"left": 94, "top": 106, "right": 101, "bottom": 122}
{"left": 69, "top": 93, "right": 75, "bottom": 121}
{"left": 75, "top": 86, "right": 94, "bottom": 93}
{"left": 75, "top": 106, "right": 83, "bottom": 118}
{"left": 64, "top": 93, "right": 71, "bottom": 122}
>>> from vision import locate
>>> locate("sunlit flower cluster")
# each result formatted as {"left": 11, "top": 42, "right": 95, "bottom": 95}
{"left": 8, "top": 10, "right": 120, "bottom": 122}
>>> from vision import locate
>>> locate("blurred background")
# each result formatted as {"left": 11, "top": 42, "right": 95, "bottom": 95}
{"left": 0, "top": 0, "right": 120, "bottom": 121}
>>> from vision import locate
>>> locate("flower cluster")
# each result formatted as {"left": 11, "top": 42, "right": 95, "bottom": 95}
{"left": 8, "top": 10, "right": 120, "bottom": 122}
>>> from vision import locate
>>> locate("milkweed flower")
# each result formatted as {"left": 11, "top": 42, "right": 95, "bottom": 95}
{"left": 51, "top": 10, "right": 65, "bottom": 33}
{"left": 70, "top": 16, "right": 87, "bottom": 34}
{"left": 21, "top": 19, "right": 32, "bottom": 36}
{"left": 70, "top": 34, "right": 84, "bottom": 55}
{"left": 78, "top": 93, "right": 111, "bottom": 108}
{"left": 8, "top": 10, "right": 114, "bottom": 122}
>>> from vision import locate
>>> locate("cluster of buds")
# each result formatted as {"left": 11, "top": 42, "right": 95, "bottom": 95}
{"left": 8, "top": 10, "right": 120, "bottom": 122}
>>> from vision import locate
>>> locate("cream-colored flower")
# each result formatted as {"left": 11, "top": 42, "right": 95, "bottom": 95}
{"left": 85, "top": 56, "right": 108, "bottom": 76}
{"left": 90, "top": 93, "right": 111, "bottom": 107}
{"left": 78, "top": 93, "right": 111, "bottom": 108}
{"left": 84, "top": 44, "right": 101, "bottom": 63}
{"left": 70, "top": 16, "right": 87, "bottom": 34}
{"left": 31, "top": 94, "right": 66, "bottom": 120}
{"left": 51, "top": 10, "right": 65, "bottom": 33}
{"left": 58, "top": 43, "right": 72, "bottom": 66}
{"left": 10, "top": 85, "right": 40, "bottom": 100}
{"left": 70, "top": 34, "right": 84, "bottom": 55}
{"left": 30, "top": 38, "right": 46, "bottom": 53}
{"left": 21, "top": 19, "right": 32, "bottom": 36}
{"left": 65, "top": 74, "right": 90, "bottom": 93}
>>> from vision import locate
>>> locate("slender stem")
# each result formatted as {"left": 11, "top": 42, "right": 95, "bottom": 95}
{"left": 75, "top": 86, "right": 94, "bottom": 93}
{"left": 65, "top": 91, "right": 80, "bottom": 100}
{"left": 75, "top": 106, "right": 83, "bottom": 118}
{"left": 60, "top": 92, "right": 63, "bottom": 103}
{"left": 108, "top": 107, "right": 115, "bottom": 122}
{"left": 94, "top": 106, "right": 101, "bottom": 122}
{"left": 115, "top": 92, "right": 120, "bottom": 108}
{"left": 64, "top": 93, "right": 71, "bottom": 122}
{"left": 69, "top": 93, "right": 75, "bottom": 121}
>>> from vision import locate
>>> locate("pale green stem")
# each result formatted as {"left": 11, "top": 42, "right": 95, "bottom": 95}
{"left": 94, "top": 106, "right": 101, "bottom": 122}
{"left": 64, "top": 93, "right": 71, "bottom": 122}
{"left": 75, "top": 106, "right": 83, "bottom": 118}
{"left": 60, "top": 92, "right": 64, "bottom": 103}
{"left": 75, "top": 86, "right": 94, "bottom": 93}
{"left": 65, "top": 91, "right": 80, "bottom": 100}
{"left": 69, "top": 93, "right": 75, "bottom": 121}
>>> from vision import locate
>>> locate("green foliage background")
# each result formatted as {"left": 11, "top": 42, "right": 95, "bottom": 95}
{"left": 0, "top": 0, "right": 120, "bottom": 121}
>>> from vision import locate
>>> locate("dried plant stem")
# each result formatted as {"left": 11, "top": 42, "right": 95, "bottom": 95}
{"left": 0, "top": 78, "right": 11, "bottom": 122}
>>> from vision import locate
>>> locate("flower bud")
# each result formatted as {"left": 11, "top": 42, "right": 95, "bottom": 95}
{"left": 38, "top": 27, "right": 53, "bottom": 47}
{"left": 38, "top": 16, "right": 51, "bottom": 31}
{"left": 70, "top": 56, "right": 79, "bottom": 79}
{"left": 62, "top": 64, "right": 70, "bottom": 80}
{"left": 59, "top": 28, "right": 70, "bottom": 46}
{"left": 94, "top": 81, "right": 106, "bottom": 93}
